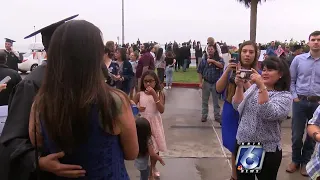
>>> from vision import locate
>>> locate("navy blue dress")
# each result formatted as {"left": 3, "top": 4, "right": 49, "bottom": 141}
{"left": 40, "top": 105, "right": 129, "bottom": 180}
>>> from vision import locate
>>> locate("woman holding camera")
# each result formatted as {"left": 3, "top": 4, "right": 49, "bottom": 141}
{"left": 233, "top": 56, "right": 292, "bottom": 180}
{"left": 216, "top": 41, "right": 258, "bottom": 180}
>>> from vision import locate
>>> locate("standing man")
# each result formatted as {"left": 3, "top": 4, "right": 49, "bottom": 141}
{"left": 266, "top": 41, "right": 277, "bottom": 57}
{"left": 195, "top": 41, "right": 203, "bottom": 68}
{"left": 0, "top": 49, "right": 21, "bottom": 105}
{"left": 197, "top": 44, "right": 224, "bottom": 123}
{"left": 287, "top": 30, "right": 320, "bottom": 177}
{"left": 4, "top": 38, "right": 20, "bottom": 71}
{"left": 0, "top": 15, "right": 84, "bottom": 180}
{"left": 180, "top": 43, "right": 191, "bottom": 72}
{"left": 136, "top": 43, "right": 155, "bottom": 91}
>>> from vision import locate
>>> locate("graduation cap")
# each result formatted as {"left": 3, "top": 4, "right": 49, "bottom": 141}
{"left": 24, "top": 14, "right": 79, "bottom": 51}
{"left": 5, "top": 38, "right": 15, "bottom": 44}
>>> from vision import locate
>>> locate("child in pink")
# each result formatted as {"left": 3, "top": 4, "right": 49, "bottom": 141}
{"left": 133, "top": 70, "right": 166, "bottom": 178}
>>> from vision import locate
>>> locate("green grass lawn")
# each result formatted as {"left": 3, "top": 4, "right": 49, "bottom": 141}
{"left": 173, "top": 67, "right": 198, "bottom": 83}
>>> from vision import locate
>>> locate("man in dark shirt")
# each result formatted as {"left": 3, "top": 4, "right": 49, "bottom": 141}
{"left": 195, "top": 41, "right": 203, "bottom": 68}
{"left": 197, "top": 44, "right": 224, "bottom": 123}
{"left": 180, "top": 43, "right": 191, "bottom": 72}
{"left": 4, "top": 38, "right": 20, "bottom": 71}
{"left": 136, "top": 43, "right": 155, "bottom": 91}
{"left": 0, "top": 50, "right": 21, "bottom": 106}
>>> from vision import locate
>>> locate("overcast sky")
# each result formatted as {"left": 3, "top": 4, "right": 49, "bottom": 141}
{"left": 1, "top": 0, "right": 319, "bottom": 51}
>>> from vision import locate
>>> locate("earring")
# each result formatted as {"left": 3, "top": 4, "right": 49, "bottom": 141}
{"left": 280, "top": 76, "right": 282, "bottom": 78}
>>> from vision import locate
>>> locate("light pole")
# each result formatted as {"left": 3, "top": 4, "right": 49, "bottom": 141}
{"left": 33, "top": 26, "right": 36, "bottom": 42}
{"left": 121, "top": 0, "right": 124, "bottom": 45}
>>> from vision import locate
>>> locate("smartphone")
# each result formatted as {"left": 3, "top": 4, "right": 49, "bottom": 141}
{"left": 230, "top": 53, "right": 239, "bottom": 63}
{"left": 0, "top": 76, "right": 11, "bottom": 84}
{"left": 239, "top": 69, "right": 252, "bottom": 80}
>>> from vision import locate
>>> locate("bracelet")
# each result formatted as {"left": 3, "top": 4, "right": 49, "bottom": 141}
{"left": 155, "top": 100, "right": 160, "bottom": 104}
{"left": 258, "top": 86, "right": 267, "bottom": 93}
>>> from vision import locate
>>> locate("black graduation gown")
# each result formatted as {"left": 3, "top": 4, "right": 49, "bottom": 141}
{"left": 4, "top": 51, "right": 20, "bottom": 71}
{"left": 0, "top": 65, "right": 22, "bottom": 106}
{"left": 0, "top": 63, "right": 47, "bottom": 180}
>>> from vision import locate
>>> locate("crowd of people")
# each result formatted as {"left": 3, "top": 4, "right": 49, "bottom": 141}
{"left": 0, "top": 13, "right": 319, "bottom": 180}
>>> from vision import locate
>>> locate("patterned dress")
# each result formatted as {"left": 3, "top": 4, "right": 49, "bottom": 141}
{"left": 139, "top": 92, "right": 167, "bottom": 152}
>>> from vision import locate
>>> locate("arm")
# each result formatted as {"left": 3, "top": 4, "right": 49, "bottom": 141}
{"left": 115, "top": 91, "right": 139, "bottom": 160}
{"left": 307, "top": 106, "right": 320, "bottom": 142}
{"left": 232, "top": 86, "right": 244, "bottom": 108}
{"left": 0, "top": 81, "right": 38, "bottom": 173}
{"left": 152, "top": 91, "right": 165, "bottom": 114}
{"left": 290, "top": 57, "right": 299, "bottom": 100}
{"left": 197, "top": 60, "right": 204, "bottom": 84}
{"left": 207, "top": 58, "right": 224, "bottom": 69}
{"left": 133, "top": 92, "right": 140, "bottom": 107}
{"left": 216, "top": 68, "right": 231, "bottom": 93}
{"left": 258, "top": 92, "right": 292, "bottom": 121}
{"left": 216, "top": 44, "right": 222, "bottom": 57}
{"left": 148, "top": 142, "right": 165, "bottom": 166}
{"left": 149, "top": 56, "right": 155, "bottom": 70}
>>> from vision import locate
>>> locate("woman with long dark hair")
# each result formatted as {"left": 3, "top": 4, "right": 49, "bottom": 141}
{"left": 103, "top": 41, "right": 120, "bottom": 87}
{"left": 28, "top": 20, "right": 138, "bottom": 179}
{"left": 155, "top": 48, "right": 166, "bottom": 84}
{"left": 115, "top": 47, "right": 134, "bottom": 94}
{"left": 216, "top": 41, "right": 258, "bottom": 180}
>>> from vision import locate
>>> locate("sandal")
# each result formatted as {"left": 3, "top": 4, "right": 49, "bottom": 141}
{"left": 152, "top": 167, "right": 160, "bottom": 177}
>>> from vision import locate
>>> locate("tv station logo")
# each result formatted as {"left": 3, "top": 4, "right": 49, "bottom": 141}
{"left": 236, "top": 142, "right": 265, "bottom": 173}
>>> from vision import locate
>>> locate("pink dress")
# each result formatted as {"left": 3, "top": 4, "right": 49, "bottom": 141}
{"left": 139, "top": 92, "right": 167, "bottom": 152}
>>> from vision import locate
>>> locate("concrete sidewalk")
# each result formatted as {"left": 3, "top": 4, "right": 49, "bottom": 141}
{"left": 125, "top": 88, "right": 309, "bottom": 180}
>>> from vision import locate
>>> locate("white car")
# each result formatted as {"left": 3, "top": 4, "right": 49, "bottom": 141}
{"left": 18, "top": 43, "right": 46, "bottom": 73}
{"left": 18, "top": 53, "right": 39, "bottom": 73}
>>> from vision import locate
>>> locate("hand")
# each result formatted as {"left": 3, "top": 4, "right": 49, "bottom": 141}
{"left": 138, "top": 106, "right": 146, "bottom": 112}
{"left": 293, "top": 98, "right": 300, "bottom": 102}
{"left": 235, "top": 71, "right": 245, "bottom": 87}
{"left": 150, "top": 154, "right": 165, "bottom": 166}
{"left": 249, "top": 68, "right": 263, "bottom": 87}
{"left": 39, "top": 152, "right": 86, "bottom": 178}
{"left": 316, "top": 133, "right": 320, "bottom": 142}
{"left": 226, "top": 63, "right": 237, "bottom": 72}
{"left": 199, "top": 83, "right": 202, "bottom": 89}
{"left": 130, "top": 100, "right": 136, "bottom": 105}
{"left": 0, "top": 84, "right": 7, "bottom": 92}
{"left": 145, "top": 86, "right": 157, "bottom": 96}
{"left": 113, "top": 75, "right": 121, "bottom": 81}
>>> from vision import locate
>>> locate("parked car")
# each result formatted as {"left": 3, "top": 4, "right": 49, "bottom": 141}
{"left": 18, "top": 42, "right": 46, "bottom": 73}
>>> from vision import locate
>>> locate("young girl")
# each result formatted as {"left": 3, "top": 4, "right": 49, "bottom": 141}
{"left": 135, "top": 117, "right": 165, "bottom": 180}
{"left": 133, "top": 70, "right": 166, "bottom": 178}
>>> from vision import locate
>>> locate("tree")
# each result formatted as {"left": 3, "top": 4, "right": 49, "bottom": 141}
{"left": 238, "top": 0, "right": 267, "bottom": 43}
